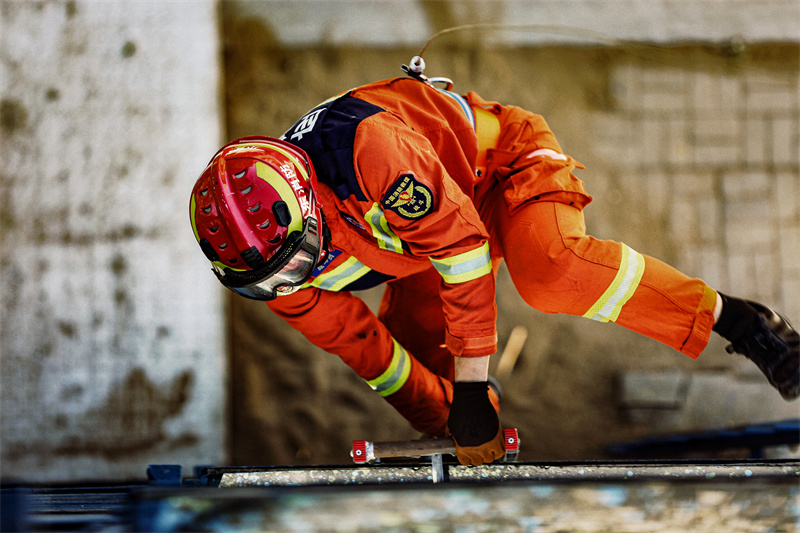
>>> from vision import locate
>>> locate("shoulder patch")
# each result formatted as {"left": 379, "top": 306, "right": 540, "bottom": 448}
{"left": 382, "top": 173, "right": 434, "bottom": 220}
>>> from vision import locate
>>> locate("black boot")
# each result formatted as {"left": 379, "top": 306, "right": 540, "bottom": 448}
{"left": 714, "top": 295, "right": 799, "bottom": 401}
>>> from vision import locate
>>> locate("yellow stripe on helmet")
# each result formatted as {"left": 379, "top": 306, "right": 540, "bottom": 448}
{"left": 255, "top": 162, "right": 304, "bottom": 235}
{"left": 237, "top": 141, "right": 311, "bottom": 183}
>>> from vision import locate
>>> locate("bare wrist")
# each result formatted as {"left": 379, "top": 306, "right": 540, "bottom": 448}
{"left": 454, "top": 355, "right": 491, "bottom": 382}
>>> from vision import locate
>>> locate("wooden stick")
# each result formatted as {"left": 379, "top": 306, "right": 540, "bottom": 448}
{"left": 373, "top": 438, "right": 457, "bottom": 458}
{"left": 496, "top": 325, "right": 528, "bottom": 381}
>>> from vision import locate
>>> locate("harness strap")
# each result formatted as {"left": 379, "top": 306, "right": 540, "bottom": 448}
{"left": 472, "top": 105, "right": 501, "bottom": 177}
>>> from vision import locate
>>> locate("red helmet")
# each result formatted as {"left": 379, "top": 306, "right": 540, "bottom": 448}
{"left": 190, "top": 136, "right": 325, "bottom": 300}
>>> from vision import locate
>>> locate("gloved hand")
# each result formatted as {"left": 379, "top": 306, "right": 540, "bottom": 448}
{"left": 446, "top": 381, "right": 506, "bottom": 466}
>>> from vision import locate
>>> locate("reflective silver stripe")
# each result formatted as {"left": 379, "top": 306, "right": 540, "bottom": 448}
{"left": 307, "top": 256, "right": 371, "bottom": 292}
{"left": 583, "top": 243, "right": 645, "bottom": 323}
{"left": 436, "top": 89, "right": 476, "bottom": 130}
{"left": 367, "top": 339, "right": 411, "bottom": 397}
{"left": 365, "top": 202, "right": 403, "bottom": 254}
{"left": 430, "top": 242, "right": 492, "bottom": 284}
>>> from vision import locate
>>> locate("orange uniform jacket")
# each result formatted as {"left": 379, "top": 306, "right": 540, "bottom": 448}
{"left": 267, "top": 77, "right": 591, "bottom": 435}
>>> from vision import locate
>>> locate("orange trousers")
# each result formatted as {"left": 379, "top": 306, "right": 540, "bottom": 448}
{"left": 377, "top": 196, "right": 717, "bottom": 435}
{"left": 355, "top": 101, "right": 717, "bottom": 436}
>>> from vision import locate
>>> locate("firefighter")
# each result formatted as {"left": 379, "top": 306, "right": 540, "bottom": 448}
{"left": 189, "top": 76, "right": 799, "bottom": 466}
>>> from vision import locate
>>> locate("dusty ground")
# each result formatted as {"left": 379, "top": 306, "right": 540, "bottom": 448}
{"left": 220, "top": 10, "right": 795, "bottom": 466}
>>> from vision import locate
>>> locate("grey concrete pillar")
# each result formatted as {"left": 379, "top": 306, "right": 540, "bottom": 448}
{"left": 1, "top": 0, "right": 226, "bottom": 482}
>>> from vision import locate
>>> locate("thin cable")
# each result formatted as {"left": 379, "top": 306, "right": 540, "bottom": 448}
{"left": 417, "top": 23, "right": 632, "bottom": 58}
{"left": 413, "top": 22, "right": 742, "bottom": 74}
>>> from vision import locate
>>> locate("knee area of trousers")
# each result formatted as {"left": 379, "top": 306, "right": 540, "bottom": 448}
{"left": 512, "top": 268, "right": 582, "bottom": 314}
{"left": 509, "top": 239, "right": 585, "bottom": 314}
{"left": 531, "top": 232, "right": 587, "bottom": 275}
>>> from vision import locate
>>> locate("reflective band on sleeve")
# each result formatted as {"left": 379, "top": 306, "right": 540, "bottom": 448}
{"left": 430, "top": 242, "right": 492, "bottom": 284}
{"left": 365, "top": 203, "right": 404, "bottom": 254}
{"left": 582, "top": 243, "right": 645, "bottom": 323}
{"left": 307, "top": 256, "right": 372, "bottom": 292}
{"left": 367, "top": 339, "right": 411, "bottom": 397}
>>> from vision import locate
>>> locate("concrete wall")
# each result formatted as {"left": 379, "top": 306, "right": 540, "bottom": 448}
{"left": 586, "top": 52, "right": 800, "bottom": 323}
{"left": 0, "top": 0, "right": 225, "bottom": 482}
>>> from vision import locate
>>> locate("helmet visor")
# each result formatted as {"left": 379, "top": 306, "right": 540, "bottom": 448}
{"left": 215, "top": 217, "right": 322, "bottom": 301}
{"left": 228, "top": 247, "right": 317, "bottom": 300}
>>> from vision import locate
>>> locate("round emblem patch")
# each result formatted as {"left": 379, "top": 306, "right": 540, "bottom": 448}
{"left": 381, "top": 173, "right": 434, "bottom": 220}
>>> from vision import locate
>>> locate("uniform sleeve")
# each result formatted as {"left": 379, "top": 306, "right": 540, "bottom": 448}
{"left": 267, "top": 286, "right": 457, "bottom": 437}
{"left": 354, "top": 116, "right": 498, "bottom": 357}
{"left": 266, "top": 286, "right": 395, "bottom": 379}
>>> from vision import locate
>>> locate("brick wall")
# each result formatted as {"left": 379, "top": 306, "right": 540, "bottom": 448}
{"left": 587, "top": 50, "right": 799, "bottom": 323}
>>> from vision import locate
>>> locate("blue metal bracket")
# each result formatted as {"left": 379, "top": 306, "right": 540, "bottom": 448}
{"left": 147, "top": 465, "right": 183, "bottom": 487}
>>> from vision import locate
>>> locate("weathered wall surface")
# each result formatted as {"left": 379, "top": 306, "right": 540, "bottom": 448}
{"left": 234, "top": 0, "right": 800, "bottom": 46}
{"left": 0, "top": 0, "right": 225, "bottom": 482}
{"left": 221, "top": 4, "right": 799, "bottom": 465}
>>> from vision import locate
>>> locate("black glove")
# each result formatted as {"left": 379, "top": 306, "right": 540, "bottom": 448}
{"left": 446, "top": 381, "right": 505, "bottom": 465}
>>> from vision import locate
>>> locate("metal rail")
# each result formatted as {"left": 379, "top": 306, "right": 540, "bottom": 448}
{"left": 204, "top": 459, "right": 800, "bottom": 487}
{"left": 4, "top": 460, "right": 798, "bottom": 532}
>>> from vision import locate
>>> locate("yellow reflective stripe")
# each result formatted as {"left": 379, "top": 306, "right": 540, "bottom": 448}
{"left": 367, "top": 339, "right": 411, "bottom": 397}
{"left": 365, "top": 203, "right": 403, "bottom": 254}
{"left": 306, "top": 256, "right": 371, "bottom": 292}
{"left": 474, "top": 108, "right": 500, "bottom": 172}
{"left": 582, "top": 243, "right": 645, "bottom": 323}
{"left": 430, "top": 242, "right": 492, "bottom": 284}
{"left": 240, "top": 141, "right": 311, "bottom": 183}
{"left": 189, "top": 192, "right": 201, "bottom": 241}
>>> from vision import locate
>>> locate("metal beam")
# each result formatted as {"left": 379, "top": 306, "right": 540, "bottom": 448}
{"left": 204, "top": 459, "right": 800, "bottom": 487}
